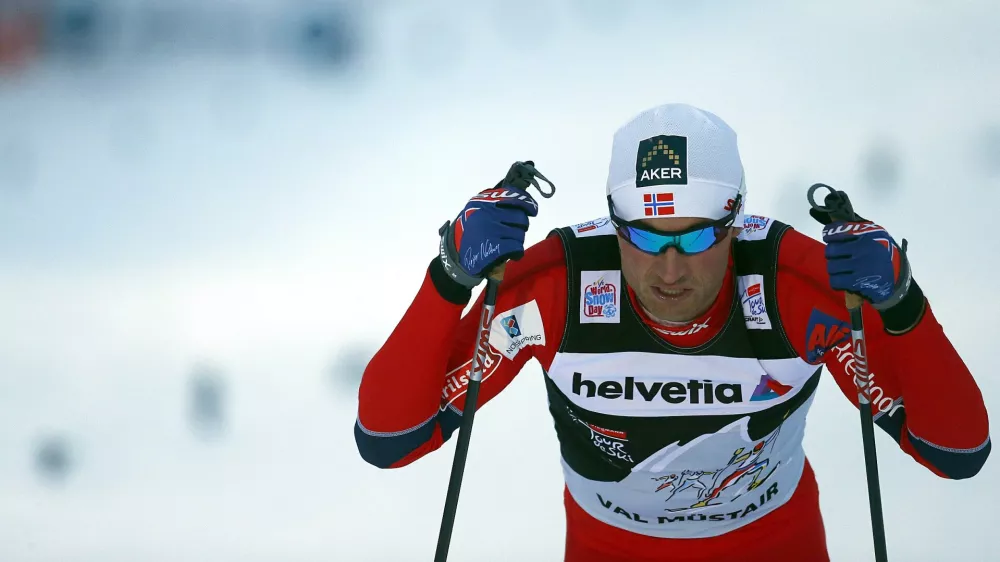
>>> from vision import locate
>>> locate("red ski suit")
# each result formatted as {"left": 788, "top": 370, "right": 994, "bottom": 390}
{"left": 356, "top": 220, "right": 989, "bottom": 562}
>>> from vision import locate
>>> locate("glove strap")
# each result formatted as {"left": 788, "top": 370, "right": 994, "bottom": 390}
{"left": 872, "top": 239, "right": 912, "bottom": 311}
{"left": 437, "top": 220, "right": 485, "bottom": 289}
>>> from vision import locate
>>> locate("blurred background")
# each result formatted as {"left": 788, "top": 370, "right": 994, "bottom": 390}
{"left": 1, "top": 0, "right": 998, "bottom": 560}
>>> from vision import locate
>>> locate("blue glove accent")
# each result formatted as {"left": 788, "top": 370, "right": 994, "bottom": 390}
{"left": 437, "top": 185, "right": 538, "bottom": 288}
{"left": 821, "top": 221, "right": 912, "bottom": 310}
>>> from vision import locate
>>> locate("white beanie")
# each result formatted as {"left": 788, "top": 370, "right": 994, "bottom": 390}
{"left": 606, "top": 103, "right": 747, "bottom": 224}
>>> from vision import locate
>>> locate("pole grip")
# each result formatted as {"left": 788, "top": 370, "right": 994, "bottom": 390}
{"left": 487, "top": 262, "right": 507, "bottom": 283}
{"left": 844, "top": 292, "right": 864, "bottom": 310}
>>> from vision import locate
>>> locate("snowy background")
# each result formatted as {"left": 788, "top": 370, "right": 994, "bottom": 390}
{"left": 1, "top": 0, "right": 998, "bottom": 561}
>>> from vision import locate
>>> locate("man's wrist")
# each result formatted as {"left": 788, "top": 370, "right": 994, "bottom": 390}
{"left": 437, "top": 220, "right": 483, "bottom": 291}
{"left": 429, "top": 256, "right": 474, "bottom": 305}
{"left": 878, "top": 279, "right": 926, "bottom": 335}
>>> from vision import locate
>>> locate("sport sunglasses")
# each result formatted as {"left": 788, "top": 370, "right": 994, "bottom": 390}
{"left": 607, "top": 194, "right": 742, "bottom": 256}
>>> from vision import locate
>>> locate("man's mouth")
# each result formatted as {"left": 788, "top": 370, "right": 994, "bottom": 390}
{"left": 652, "top": 286, "right": 690, "bottom": 300}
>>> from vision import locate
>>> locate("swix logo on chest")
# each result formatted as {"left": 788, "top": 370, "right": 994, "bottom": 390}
{"left": 656, "top": 318, "right": 710, "bottom": 337}
{"left": 581, "top": 270, "right": 621, "bottom": 324}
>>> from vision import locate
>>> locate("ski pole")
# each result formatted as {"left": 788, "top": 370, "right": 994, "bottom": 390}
{"left": 434, "top": 162, "right": 555, "bottom": 562}
{"left": 433, "top": 266, "right": 504, "bottom": 562}
{"left": 807, "top": 183, "right": 889, "bottom": 562}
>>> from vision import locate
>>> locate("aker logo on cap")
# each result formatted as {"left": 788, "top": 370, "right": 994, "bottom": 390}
{"left": 635, "top": 135, "right": 687, "bottom": 187}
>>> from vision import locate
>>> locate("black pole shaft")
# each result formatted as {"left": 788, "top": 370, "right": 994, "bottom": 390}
{"left": 847, "top": 306, "right": 888, "bottom": 562}
{"left": 434, "top": 377, "right": 483, "bottom": 562}
{"left": 434, "top": 278, "right": 502, "bottom": 562}
{"left": 807, "top": 183, "right": 889, "bottom": 561}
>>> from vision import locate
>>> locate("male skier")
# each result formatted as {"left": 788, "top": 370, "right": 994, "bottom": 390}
{"left": 355, "top": 103, "right": 990, "bottom": 561}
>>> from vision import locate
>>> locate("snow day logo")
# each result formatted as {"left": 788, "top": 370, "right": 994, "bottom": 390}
{"left": 580, "top": 270, "right": 622, "bottom": 324}
{"left": 584, "top": 279, "right": 617, "bottom": 318}
{"left": 635, "top": 135, "right": 688, "bottom": 187}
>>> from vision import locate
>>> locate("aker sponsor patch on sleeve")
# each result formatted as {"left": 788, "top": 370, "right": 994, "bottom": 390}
{"left": 489, "top": 299, "right": 547, "bottom": 360}
{"left": 804, "top": 308, "right": 851, "bottom": 364}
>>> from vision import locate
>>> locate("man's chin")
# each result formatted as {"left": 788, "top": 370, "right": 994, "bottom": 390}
{"left": 640, "top": 292, "right": 700, "bottom": 324}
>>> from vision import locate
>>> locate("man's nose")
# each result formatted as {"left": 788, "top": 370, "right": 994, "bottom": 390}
{"left": 651, "top": 247, "right": 689, "bottom": 285}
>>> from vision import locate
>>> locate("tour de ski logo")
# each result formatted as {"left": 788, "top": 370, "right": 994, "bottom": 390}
{"left": 566, "top": 406, "right": 634, "bottom": 464}
{"left": 635, "top": 135, "right": 688, "bottom": 187}
{"left": 738, "top": 275, "right": 771, "bottom": 330}
{"left": 581, "top": 270, "right": 621, "bottom": 323}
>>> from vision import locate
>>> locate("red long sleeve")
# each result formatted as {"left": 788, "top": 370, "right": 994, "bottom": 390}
{"left": 355, "top": 235, "right": 568, "bottom": 468}
{"left": 775, "top": 228, "right": 990, "bottom": 478}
